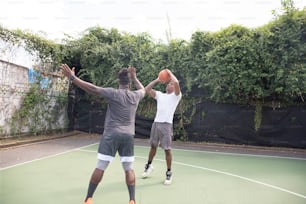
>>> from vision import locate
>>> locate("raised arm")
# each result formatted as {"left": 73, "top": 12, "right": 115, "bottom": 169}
{"left": 145, "top": 78, "right": 160, "bottom": 98}
{"left": 60, "top": 64, "right": 103, "bottom": 96}
{"left": 166, "top": 69, "right": 181, "bottom": 96}
{"left": 128, "top": 67, "right": 144, "bottom": 90}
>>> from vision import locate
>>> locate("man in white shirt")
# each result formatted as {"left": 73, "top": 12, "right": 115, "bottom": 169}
{"left": 142, "top": 69, "right": 182, "bottom": 185}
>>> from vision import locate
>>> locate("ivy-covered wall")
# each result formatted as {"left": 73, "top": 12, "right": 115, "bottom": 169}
{"left": 0, "top": 59, "right": 69, "bottom": 137}
{"left": 0, "top": 59, "right": 29, "bottom": 135}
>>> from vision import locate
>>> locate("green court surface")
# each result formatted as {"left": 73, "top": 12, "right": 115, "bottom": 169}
{"left": 1, "top": 143, "right": 306, "bottom": 204}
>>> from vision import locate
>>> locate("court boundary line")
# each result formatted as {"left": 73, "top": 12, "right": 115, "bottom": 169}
{"left": 140, "top": 156, "right": 306, "bottom": 199}
{"left": 81, "top": 144, "right": 306, "bottom": 160}
{"left": 80, "top": 147, "right": 306, "bottom": 199}
{"left": 0, "top": 143, "right": 99, "bottom": 171}
{"left": 1, "top": 142, "right": 304, "bottom": 170}
{"left": 2, "top": 143, "right": 305, "bottom": 199}
{"left": 136, "top": 145, "right": 306, "bottom": 161}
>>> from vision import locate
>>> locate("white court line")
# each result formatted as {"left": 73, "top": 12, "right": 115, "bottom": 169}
{"left": 136, "top": 145, "right": 306, "bottom": 161}
{"left": 2, "top": 143, "right": 305, "bottom": 199}
{"left": 81, "top": 144, "right": 306, "bottom": 161}
{"left": 80, "top": 148, "right": 306, "bottom": 199}
{"left": 0, "top": 143, "right": 99, "bottom": 171}
{"left": 2, "top": 143, "right": 303, "bottom": 170}
{"left": 135, "top": 156, "right": 306, "bottom": 199}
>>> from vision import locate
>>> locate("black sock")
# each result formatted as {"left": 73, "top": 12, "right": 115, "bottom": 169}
{"left": 167, "top": 168, "right": 171, "bottom": 172}
{"left": 148, "top": 161, "right": 152, "bottom": 165}
{"left": 127, "top": 185, "right": 135, "bottom": 201}
{"left": 85, "top": 182, "right": 98, "bottom": 201}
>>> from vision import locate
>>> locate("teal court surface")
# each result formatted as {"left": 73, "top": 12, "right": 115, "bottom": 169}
{"left": 0, "top": 134, "right": 306, "bottom": 204}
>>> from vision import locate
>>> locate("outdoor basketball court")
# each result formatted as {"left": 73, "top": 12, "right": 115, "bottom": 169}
{"left": 1, "top": 133, "right": 306, "bottom": 204}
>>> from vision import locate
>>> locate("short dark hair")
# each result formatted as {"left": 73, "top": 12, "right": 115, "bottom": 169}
{"left": 118, "top": 68, "right": 130, "bottom": 85}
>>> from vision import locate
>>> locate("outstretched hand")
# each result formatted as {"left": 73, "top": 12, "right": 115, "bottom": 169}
{"left": 128, "top": 66, "right": 136, "bottom": 80}
{"left": 60, "top": 64, "right": 75, "bottom": 79}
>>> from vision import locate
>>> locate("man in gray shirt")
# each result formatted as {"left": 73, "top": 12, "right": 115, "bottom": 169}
{"left": 60, "top": 64, "right": 145, "bottom": 204}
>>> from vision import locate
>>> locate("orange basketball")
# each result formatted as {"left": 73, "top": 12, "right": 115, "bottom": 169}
{"left": 158, "top": 69, "right": 170, "bottom": 83}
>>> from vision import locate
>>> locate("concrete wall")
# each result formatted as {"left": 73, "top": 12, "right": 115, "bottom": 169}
{"left": 0, "top": 59, "right": 69, "bottom": 136}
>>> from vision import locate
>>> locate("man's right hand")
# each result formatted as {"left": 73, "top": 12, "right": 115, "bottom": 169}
{"left": 60, "top": 64, "right": 75, "bottom": 79}
{"left": 128, "top": 67, "right": 136, "bottom": 80}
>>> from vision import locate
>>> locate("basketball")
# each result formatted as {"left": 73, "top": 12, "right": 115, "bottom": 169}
{"left": 158, "top": 69, "right": 171, "bottom": 83}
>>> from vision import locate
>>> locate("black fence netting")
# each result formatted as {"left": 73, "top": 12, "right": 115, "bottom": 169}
{"left": 184, "top": 101, "right": 306, "bottom": 148}
{"left": 69, "top": 91, "right": 306, "bottom": 148}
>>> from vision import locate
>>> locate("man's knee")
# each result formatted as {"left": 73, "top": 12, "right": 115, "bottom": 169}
{"left": 122, "top": 162, "right": 133, "bottom": 171}
{"left": 96, "top": 159, "right": 110, "bottom": 170}
{"left": 165, "top": 149, "right": 172, "bottom": 156}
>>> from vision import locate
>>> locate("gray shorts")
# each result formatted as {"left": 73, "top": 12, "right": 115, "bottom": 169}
{"left": 149, "top": 122, "right": 173, "bottom": 150}
{"left": 97, "top": 133, "right": 134, "bottom": 162}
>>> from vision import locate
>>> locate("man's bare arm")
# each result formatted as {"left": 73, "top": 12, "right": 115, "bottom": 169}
{"left": 60, "top": 64, "right": 103, "bottom": 96}
{"left": 145, "top": 78, "right": 160, "bottom": 98}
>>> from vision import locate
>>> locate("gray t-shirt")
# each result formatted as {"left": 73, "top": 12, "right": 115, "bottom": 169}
{"left": 100, "top": 88, "right": 145, "bottom": 135}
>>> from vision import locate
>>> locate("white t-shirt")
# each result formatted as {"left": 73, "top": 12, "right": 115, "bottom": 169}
{"left": 154, "top": 91, "right": 182, "bottom": 124}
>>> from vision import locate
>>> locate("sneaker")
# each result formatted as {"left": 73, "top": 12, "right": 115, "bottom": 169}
{"left": 129, "top": 200, "right": 135, "bottom": 204}
{"left": 84, "top": 198, "right": 93, "bottom": 204}
{"left": 142, "top": 164, "right": 153, "bottom": 178}
{"left": 164, "top": 171, "right": 172, "bottom": 185}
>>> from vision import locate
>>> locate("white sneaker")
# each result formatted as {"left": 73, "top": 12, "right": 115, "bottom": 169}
{"left": 164, "top": 171, "right": 172, "bottom": 185}
{"left": 142, "top": 164, "right": 153, "bottom": 178}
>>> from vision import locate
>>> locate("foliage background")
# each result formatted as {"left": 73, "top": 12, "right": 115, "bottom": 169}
{"left": 0, "top": 0, "right": 305, "bottom": 145}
